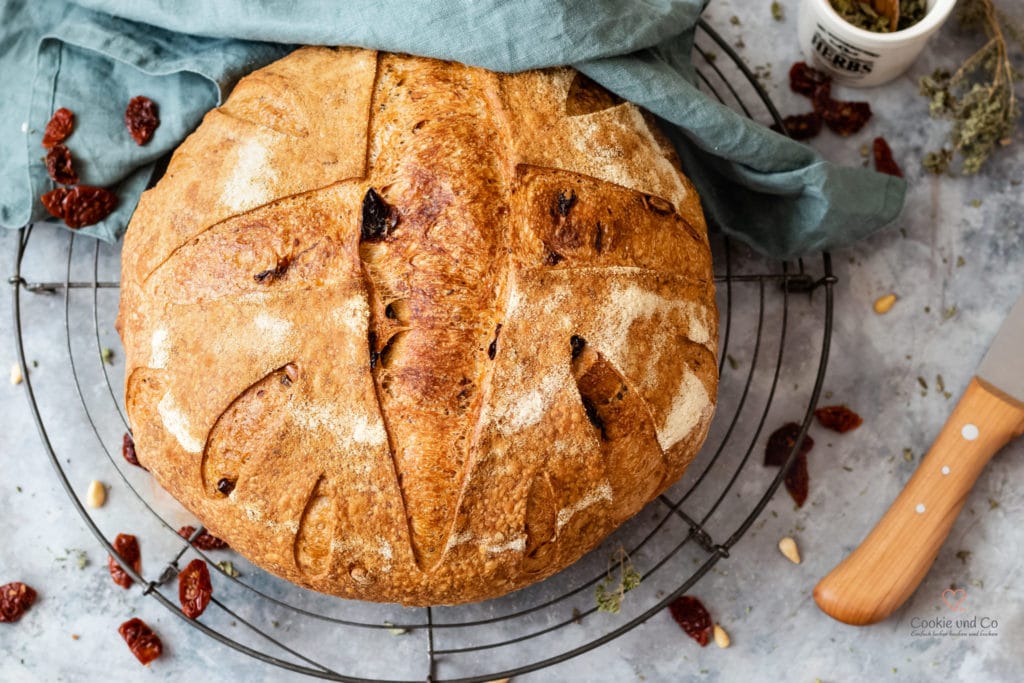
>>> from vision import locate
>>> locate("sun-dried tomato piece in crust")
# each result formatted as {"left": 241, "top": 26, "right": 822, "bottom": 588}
{"left": 177, "top": 526, "right": 229, "bottom": 550}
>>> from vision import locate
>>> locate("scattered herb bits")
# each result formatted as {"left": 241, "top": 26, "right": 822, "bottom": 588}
{"left": 595, "top": 547, "right": 641, "bottom": 613}
{"left": 919, "top": 2, "right": 1022, "bottom": 173}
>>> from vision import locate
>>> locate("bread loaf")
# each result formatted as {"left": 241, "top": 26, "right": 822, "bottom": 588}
{"left": 117, "top": 47, "right": 718, "bottom": 605}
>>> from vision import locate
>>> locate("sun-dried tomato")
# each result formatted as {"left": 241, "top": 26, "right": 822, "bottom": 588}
{"left": 784, "top": 451, "right": 810, "bottom": 507}
{"left": 45, "top": 144, "right": 79, "bottom": 185}
{"left": 668, "top": 595, "right": 712, "bottom": 646}
{"left": 764, "top": 422, "right": 814, "bottom": 467}
{"left": 122, "top": 432, "right": 144, "bottom": 468}
{"left": 177, "top": 526, "right": 229, "bottom": 551}
{"left": 41, "top": 108, "right": 74, "bottom": 149}
{"left": 109, "top": 533, "right": 141, "bottom": 589}
{"left": 820, "top": 99, "right": 872, "bottom": 136}
{"left": 789, "top": 62, "right": 830, "bottom": 97}
{"left": 872, "top": 137, "right": 903, "bottom": 177}
{"left": 118, "top": 618, "right": 162, "bottom": 665}
{"left": 40, "top": 188, "right": 69, "bottom": 220}
{"left": 178, "top": 559, "right": 213, "bottom": 619}
{"left": 771, "top": 112, "right": 823, "bottom": 140}
{"left": 0, "top": 582, "right": 37, "bottom": 623}
{"left": 60, "top": 185, "right": 118, "bottom": 229}
{"left": 360, "top": 188, "right": 398, "bottom": 241}
{"left": 815, "top": 405, "right": 864, "bottom": 432}
{"left": 810, "top": 81, "right": 833, "bottom": 114}
{"left": 125, "top": 96, "right": 160, "bottom": 146}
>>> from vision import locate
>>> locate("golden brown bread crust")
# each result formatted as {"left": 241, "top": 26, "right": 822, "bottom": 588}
{"left": 118, "top": 47, "right": 718, "bottom": 605}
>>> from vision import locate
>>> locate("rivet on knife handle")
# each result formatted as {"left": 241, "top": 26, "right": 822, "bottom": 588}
{"left": 814, "top": 377, "right": 1024, "bottom": 626}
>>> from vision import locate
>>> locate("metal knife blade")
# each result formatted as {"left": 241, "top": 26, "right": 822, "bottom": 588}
{"left": 977, "top": 292, "right": 1024, "bottom": 405}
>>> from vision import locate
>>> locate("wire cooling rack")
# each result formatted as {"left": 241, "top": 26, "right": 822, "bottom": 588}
{"left": 9, "top": 19, "right": 834, "bottom": 683}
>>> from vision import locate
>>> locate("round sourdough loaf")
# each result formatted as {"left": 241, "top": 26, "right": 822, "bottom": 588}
{"left": 117, "top": 47, "right": 718, "bottom": 605}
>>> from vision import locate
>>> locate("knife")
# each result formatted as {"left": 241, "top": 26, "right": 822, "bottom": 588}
{"left": 814, "top": 293, "right": 1024, "bottom": 625}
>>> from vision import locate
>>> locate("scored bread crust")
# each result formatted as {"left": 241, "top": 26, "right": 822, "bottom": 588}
{"left": 117, "top": 47, "right": 718, "bottom": 605}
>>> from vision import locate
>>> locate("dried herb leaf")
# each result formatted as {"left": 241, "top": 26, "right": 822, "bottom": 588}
{"left": 595, "top": 547, "right": 641, "bottom": 613}
{"left": 919, "top": 0, "right": 1022, "bottom": 174}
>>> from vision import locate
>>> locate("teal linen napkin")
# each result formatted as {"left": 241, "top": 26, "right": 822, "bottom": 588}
{"left": 0, "top": 0, "right": 905, "bottom": 260}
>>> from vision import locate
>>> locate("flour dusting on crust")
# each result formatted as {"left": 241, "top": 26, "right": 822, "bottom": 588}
{"left": 659, "top": 370, "right": 711, "bottom": 451}
{"left": 292, "top": 401, "right": 386, "bottom": 447}
{"left": 556, "top": 482, "right": 613, "bottom": 532}
{"left": 253, "top": 312, "right": 293, "bottom": 341}
{"left": 150, "top": 328, "right": 170, "bottom": 369}
{"left": 157, "top": 391, "right": 203, "bottom": 453}
{"left": 220, "top": 137, "right": 278, "bottom": 212}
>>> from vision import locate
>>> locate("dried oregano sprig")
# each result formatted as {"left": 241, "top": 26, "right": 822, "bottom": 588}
{"left": 595, "top": 546, "right": 642, "bottom": 613}
{"left": 919, "top": 0, "right": 1022, "bottom": 174}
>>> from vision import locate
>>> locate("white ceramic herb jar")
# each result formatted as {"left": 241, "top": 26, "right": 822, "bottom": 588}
{"left": 798, "top": 0, "right": 958, "bottom": 87}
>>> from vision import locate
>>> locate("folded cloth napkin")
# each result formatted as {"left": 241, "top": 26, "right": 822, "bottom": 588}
{"left": 0, "top": 0, "right": 905, "bottom": 260}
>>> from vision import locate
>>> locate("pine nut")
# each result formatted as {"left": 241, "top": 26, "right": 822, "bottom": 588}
{"left": 86, "top": 480, "right": 106, "bottom": 508}
{"left": 873, "top": 293, "right": 897, "bottom": 314}
{"left": 778, "top": 536, "right": 801, "bottom": 564}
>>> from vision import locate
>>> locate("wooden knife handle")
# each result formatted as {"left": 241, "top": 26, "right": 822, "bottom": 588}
{"left": 814, "top": 377, "right": 1024, "bottom": 625}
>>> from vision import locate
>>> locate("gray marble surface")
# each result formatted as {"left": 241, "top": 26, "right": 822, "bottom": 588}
{"left": 2, "top": 1, "right": 1022, "bottom": 681}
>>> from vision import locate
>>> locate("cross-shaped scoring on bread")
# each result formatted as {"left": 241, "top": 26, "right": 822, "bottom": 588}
{"left": 117, "top": 47, "right": 717, "bottom": 605}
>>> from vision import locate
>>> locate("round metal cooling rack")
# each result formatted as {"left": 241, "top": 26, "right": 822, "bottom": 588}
{"left": 10, "top": 19, "right": 835, "bottom": 683}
